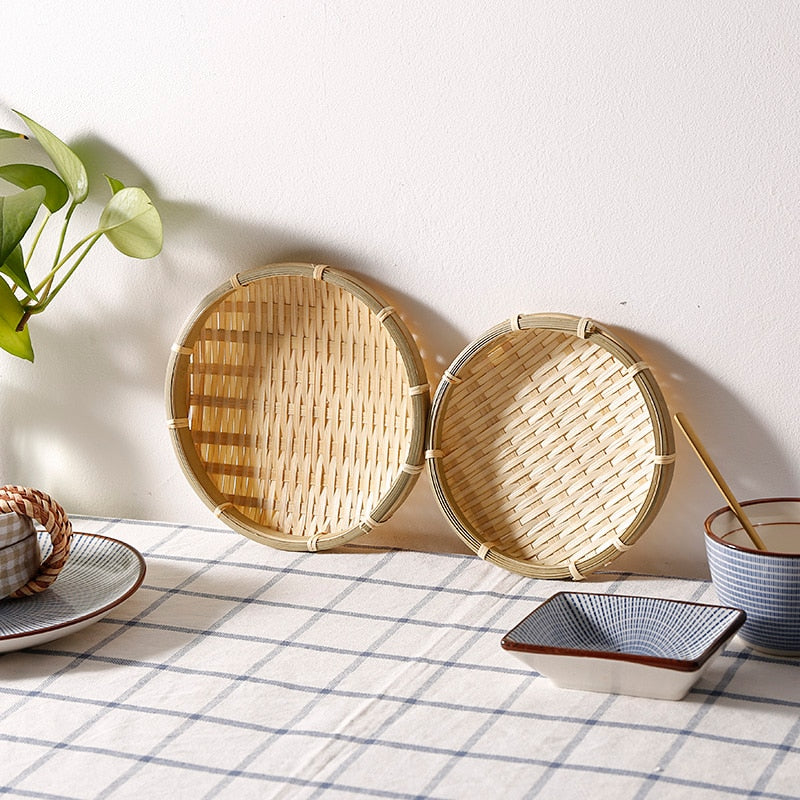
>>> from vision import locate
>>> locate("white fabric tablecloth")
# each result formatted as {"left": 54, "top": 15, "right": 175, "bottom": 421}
{"left": 1, "top": 517, "right": 799, "bottom": 799}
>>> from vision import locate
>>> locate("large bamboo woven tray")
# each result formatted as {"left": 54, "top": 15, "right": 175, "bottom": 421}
{"left": 166, "top": 263, "right": 429, "bottom": 551}
{"left": 426, "top": 313, "right": 674, "bottom": 579}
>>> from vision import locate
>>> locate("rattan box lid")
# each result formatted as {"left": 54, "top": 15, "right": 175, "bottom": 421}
{"left": 166, "top": 262, "right": 430, "bottom": 551}
{"left": 426, "top": 313, "right": 675, "bottom": 580}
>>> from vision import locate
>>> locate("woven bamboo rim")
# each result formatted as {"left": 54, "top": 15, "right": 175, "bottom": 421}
{"left": 0, "top": 485, "right": 73, "bottom": 596}
{"left": 426, "top": 313, "right": 675, "bottom": 580}
{"left": 166, "top": 262, "right": 430, "bottom": 551}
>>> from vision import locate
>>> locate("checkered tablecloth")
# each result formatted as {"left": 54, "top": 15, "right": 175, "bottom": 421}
{"left": 1, "top": 517, "right": 799, "bottom": 799}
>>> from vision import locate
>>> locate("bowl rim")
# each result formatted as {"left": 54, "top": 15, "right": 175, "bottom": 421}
{"left": 704, "top": 497, "right": 800, "bottom": 558}
{"left": 500, "top": 591, "right": 746, "bottom": 672}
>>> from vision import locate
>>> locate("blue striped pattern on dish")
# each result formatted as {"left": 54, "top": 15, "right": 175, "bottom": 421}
{"left": 1, "top": 516, "right": 799, "bottom": 799}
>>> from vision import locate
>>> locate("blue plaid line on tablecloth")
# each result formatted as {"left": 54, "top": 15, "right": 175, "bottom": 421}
{"left": 1, "top": 516, "right": 799, "bottom": 799}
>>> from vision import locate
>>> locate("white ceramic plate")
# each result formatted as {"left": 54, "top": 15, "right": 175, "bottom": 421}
{"left": 0, "top": 532, "right": 145, "bottom": 653}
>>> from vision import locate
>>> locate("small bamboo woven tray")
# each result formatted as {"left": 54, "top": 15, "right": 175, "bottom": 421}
{"left": 426, "top": 313, "right": 674, "bottom": 580}
{"left": 166, "top": 263, "right": 429, "bottom": 551}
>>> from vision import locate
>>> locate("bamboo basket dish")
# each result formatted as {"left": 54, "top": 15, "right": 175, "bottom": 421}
{"left": 166, "top": 263, "right": 430, "bottom": 551}
{"left": 426, "top": 313, "right": 674, "bottom": 579}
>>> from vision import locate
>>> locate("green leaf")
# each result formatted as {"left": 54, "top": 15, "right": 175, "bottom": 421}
{"left": 0, "top": 278, "right": 33, "bottom": 361}
{"left": 13, "top": 111, "right": 88, "bottom": 203}
{"left": 0, "top": 186, "right": 46, "bottom": 267}
{"left": 0, "top": 164, "right": 68, "bottom": 212}
{"left": 0, "top": 245, "right": 36, "bottom": 300}
{"left": 104, "top": 174, "right": 125, "bottom": 195}
{"left": 0, "top": 129, "right": 26, "bottom": 140}
{"left": 98, "top": 186, "right": 163, "bottom": 259}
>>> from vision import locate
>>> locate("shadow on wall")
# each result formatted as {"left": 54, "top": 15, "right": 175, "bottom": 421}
{"left": 75, "top": 133, "right": 472, "bottom": 391}
{"left": 611, "top": 328, "right": 796, "bottom": 579}
{"left": 0, "top": 319, "right": 155, "bottom": 508}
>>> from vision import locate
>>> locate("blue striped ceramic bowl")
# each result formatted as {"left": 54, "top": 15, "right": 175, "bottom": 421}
{"left": 705, "top": 498, "right": 800, "bottom": 657}
{"left": 501, "top": 592, "right": 745, "bottom": 699}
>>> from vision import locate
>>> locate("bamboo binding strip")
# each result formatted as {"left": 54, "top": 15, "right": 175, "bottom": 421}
{"left": 426, "top": 313, "right": 675, "bottom": 580}
{"left": 166, "top": 263, "right": 430, "bottom": 551}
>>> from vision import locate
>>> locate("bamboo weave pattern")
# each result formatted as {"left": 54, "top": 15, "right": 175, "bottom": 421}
{"left": 169, "top": 266, "right": 428, "bottom": 550}
{"left": 428, "top": 316, "right": 674, "bottom": 579}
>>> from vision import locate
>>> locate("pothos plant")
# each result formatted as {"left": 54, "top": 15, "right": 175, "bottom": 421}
{"left": 0, "top": 111, "right": 163, "bottom": 361}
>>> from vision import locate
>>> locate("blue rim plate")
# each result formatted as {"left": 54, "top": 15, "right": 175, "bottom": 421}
{"left": 0, "top": 532, "right": 146, "bottom": 653}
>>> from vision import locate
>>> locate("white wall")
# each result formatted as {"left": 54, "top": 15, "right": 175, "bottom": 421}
{"left": 2, "top": 1, "right": 799, "bottom": 578}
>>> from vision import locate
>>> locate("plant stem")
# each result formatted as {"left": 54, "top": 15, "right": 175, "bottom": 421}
{"left": 40, "top": 201, "right": 77, "bottom": 302}
{"left": 32, "top": 232, "right": 102, "bottom": 314}
{"left": 53, "top": 202, "right": 76, "bottom": 266}
{"left": 24, "top": 211, "right": 52, "bottom": 271}
{"left": 32, "top": 227, "right": 101, "bottom": 296}
{"left": 15, "top": 309, "right": 32, "bottom": 332}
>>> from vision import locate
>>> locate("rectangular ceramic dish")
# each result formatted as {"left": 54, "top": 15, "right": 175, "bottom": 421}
{"left": 501, "top": 591, "right": 745, "bottom": 700}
